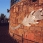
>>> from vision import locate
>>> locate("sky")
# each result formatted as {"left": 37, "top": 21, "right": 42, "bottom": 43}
{"left": 0, "top": 0, "right": 10, "bottom": 18}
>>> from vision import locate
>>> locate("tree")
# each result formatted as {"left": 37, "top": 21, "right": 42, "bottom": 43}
{"left": 0, "top": 13, "right": 8, "bottom": 23}
{"left": 0, "top": 13, "right": 5, "bottom": 23}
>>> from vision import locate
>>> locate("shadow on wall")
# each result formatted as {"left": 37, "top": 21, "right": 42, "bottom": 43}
{"left": 0, "top": 24, "right": 18, "bottom": 43}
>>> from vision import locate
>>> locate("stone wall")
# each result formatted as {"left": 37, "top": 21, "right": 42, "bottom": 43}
{"left": 9, "top": 0, "right": 43, "bottom": 43}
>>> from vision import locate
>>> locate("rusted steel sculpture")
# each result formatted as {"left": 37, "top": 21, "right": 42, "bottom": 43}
{"left": 9, "top": 0, "right": 43, "bottom": 43}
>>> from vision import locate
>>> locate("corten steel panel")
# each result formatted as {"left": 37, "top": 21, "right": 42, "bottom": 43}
{"left": 9, "top": 0, "right": 43, "bottom": 43}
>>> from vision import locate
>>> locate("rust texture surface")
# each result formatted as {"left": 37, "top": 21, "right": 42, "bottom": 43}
{"left": 9, "top": 0, "right": 43, "bottom": 43}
